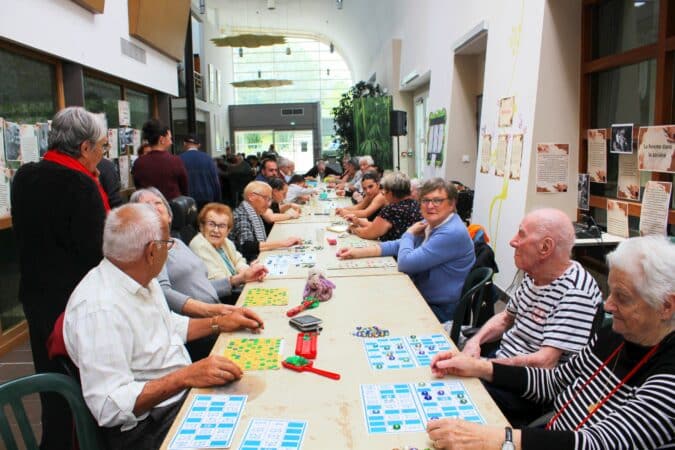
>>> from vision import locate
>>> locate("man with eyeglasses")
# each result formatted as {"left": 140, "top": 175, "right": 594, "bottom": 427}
{"left": 230, "top": 181, "right": 302, "bottom": 262}
{"left": 64, "top": 204, "right": 264, "bottom": 449}
{"left": 338, "top": 178, "right": 475, "bottom": 324}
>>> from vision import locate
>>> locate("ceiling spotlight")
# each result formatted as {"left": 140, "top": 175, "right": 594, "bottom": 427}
{"left": 336, "top": 0, "right": 343, "bottom": 10}
{"left": 239, "top": 47, "right": 243, "bottom": 57}
{"left": 199, "top": 0, "right": 206, "bottom": 14}
{"left": 326, "top": 68, "right": 330, "bottom": 76}
{"left": 267, "top": 0, "right": 276, "bottom": 9}
{"left": 258, "top": 70, "right": 261, "bottom": 78}
{"left": 286, "top": 46, "right": 291, "bottom": 55}
{"left": 329, "top": 42, "right": 334, "bottom": 53}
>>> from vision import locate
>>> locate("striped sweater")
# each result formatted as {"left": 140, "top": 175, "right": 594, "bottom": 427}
{"left": 497, "top": 261, "right": 602, "bottom": 362}
{"left": 493, "top": 328, "right": 675, "bottom": 449}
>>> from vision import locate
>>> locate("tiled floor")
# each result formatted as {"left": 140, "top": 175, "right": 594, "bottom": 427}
{"left": 0, "top": 337, "right": 41, "bottom": 448}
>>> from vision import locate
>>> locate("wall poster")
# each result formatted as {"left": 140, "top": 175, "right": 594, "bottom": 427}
{"left": 535, "top": 143, "right": 569, "bottom": 193}
{"left": 637, "top": 125, "right": 675, "bottom": 173}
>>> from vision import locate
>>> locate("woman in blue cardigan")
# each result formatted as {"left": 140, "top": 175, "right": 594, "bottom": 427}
{"left": 338, "top": 178, "right": 475, "bottom": 323}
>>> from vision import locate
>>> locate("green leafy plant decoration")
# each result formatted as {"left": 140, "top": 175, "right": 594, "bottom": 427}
{"left": 331, "top": 81, "right": 385, "bottom": 161}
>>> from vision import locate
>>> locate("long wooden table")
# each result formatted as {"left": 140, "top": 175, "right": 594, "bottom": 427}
{"left": 161, "top": 276, "right": 508, "bottom": 450}
{"left": 260, "top": 221, "right": 399, "bottom": 279}
{"left": 160, "top": 197, "right": 509, "bottom": 450}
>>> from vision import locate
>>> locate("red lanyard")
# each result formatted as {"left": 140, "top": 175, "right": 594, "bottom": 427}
{"left": 546, "top": 342, "right": 660, "bottom": 431}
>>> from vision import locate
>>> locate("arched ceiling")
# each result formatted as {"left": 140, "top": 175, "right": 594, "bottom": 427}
{"left": 202, "top": 0, "right": 404, "bottom": 80}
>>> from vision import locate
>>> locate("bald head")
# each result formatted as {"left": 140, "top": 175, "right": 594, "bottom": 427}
{"left": 103, "top": 204, "right": 162, "bottom": 263}
{"left": 510, "top": 208, "right": 575, "bottom": 281}
{"left": 527, "top": 209, "right": 575, "bottom": 257}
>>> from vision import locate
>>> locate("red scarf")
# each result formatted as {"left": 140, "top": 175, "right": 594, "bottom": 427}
{"left": 43, "top": 150, "right": 110, "bottom": 212}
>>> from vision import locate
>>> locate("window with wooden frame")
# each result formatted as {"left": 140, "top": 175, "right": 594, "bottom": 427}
{"left": 580, "top": 0, "right": 675, "bottom": 236}
{"left": 83, "top": 71, "right": 156, "bottom": 130}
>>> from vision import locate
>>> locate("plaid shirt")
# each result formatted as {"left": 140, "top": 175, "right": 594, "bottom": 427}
{"left": 230, "top": 201, "right": 267, "bottom": 260}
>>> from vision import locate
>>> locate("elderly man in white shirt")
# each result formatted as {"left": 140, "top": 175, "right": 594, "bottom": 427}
{"left": 64, "top": 203, "right": 264, "bottom": 448}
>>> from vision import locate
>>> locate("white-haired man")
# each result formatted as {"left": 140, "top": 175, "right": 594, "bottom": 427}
{"left": 64, "top": 204, "right": 264, "bottom": 448}
{"left": 462, "top": 208, "right": 602, "bottom": 425}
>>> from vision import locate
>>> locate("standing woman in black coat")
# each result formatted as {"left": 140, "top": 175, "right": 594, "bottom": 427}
{"left": 11, "top": 106, "right": 109, "bottom": 450}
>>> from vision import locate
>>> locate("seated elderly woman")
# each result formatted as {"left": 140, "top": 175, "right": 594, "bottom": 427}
{"left": 230, "top": 181, "right": 302, "bottom": 262}
{"left": 347, "top": 171, "right": 422, "bottom": 241}
{"left": 427, "top": 235, "right": 675, "bottom": 450}
{"left": 131, "top": 188, "right": 266, "bottom": 360}
{"left": 338, "top": 178, "right": 475, "bottom": 323}
{"left": 189, "top": 202, "right": 266, "bottom": 282}
{"left": 261, "top": 177, "right": 302, "bottom": 234}
{"left": 335, "top": 172, "right": 386, "bottom": 221}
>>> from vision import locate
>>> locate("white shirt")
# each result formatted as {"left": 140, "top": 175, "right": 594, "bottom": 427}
{"left": 64, "top": 258, "right": 191, "bottom": 430}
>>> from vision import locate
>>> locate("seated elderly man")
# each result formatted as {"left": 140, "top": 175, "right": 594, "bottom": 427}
{"left": 277, "top": 157, "right": 295, "bottom": 182}
{"left": 303, "top": 159, "right": 339, "bottom": 180}
{"left": 230, "top": 181, "right": 302, "bottom": 262}
{"left": 463, "top": 208, "right": 602, "bottom": 367}
{"left": 428, "top": 236, "right": 674, "bottom": 450}
{"left": 461, "top": 208, "right": 602, "bottom": 425}
{"left": 64, "top": 204, "right": 264, "bottom": 449}
{"left": 338, "top": 178, "right": 475, "bottom": 323}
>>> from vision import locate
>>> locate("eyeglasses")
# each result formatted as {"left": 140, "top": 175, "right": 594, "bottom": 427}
{"left": 420, "top": 197, "right": 448, "bottom": 206}
{"left": 252, "top": 192, "right": 272, "bottom": 203}
{"left": 205, "top": 220, "right": 229, "bottom": 230}
{"left": 151, "top": 238, "right": 175, "bottom": 249}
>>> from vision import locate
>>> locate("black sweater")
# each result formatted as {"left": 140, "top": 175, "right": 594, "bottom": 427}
{"left": 11, "top": 160, "right": 105, "bottom": 332}
{"left": 492, "top": 327, "right": 675, "bottom": 449}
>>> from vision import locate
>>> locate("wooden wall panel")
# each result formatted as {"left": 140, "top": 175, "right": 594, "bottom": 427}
{"left": 71, "top": 0, "right": 105, "bottom": 14}
{"left": 128, "top": 0, "right": 191, "bottom": 61}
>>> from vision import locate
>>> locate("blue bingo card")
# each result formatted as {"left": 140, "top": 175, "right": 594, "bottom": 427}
{"left": 360, "top": 380, "right": 484, "bottom": 435}
{"left": 360, "top": 383, "right": 425, "bottom": 434}
{"left": 413, "top": 380, "right": 485, "bottom": 424}
{"left": 239, "top": 418, "right": 307, "bottom": 450}
{"left": 169, "top": 394, "right": 247, "bottom": 449}
{"left": 363, "top": 334, "right": 452, "bottom": 370}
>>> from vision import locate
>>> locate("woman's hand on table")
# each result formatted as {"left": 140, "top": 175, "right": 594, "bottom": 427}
{"left": 430, "top": 350, "right": 493, "bottom": 381}
{"left": 336, "top": 247, "right": 358, "bottom": 259}
{"left": 427, "top": 419, "right": 511, "bottom": 450}
{"left": 215, "top": 309, "right": 264, "bottom": 333}
{"left": 281, "top": 236, "right": 303, "bottom": 247}
{"left": 243, "top": 264, "right": 268, "bottom": 283}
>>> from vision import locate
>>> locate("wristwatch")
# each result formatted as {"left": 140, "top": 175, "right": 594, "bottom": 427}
{"left": 501, "top": 427, "right": 515, "bottom": 450}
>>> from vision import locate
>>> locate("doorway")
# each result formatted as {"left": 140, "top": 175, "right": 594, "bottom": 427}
{"left": 233, "top": 129, "right": 314, "bottom": 173}
{"left": 447, "top": 27, "right": 487, "bottom": 188}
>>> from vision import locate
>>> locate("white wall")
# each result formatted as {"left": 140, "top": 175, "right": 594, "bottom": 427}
{"left": 527, "top": 0, "right": 581, "bottom": 217}
{"left": 365, "top": 0, "right": 557, "bottom": 290}
{"left": 1, "top": 0, "right": 179, "bottom": 95}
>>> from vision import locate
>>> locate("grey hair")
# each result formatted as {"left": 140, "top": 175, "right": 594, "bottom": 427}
{"left": 103, "top": 204, "right": 162, "bottom": 262}
{"left": 359, "top": 155, "right": 374, "bottom": 166}
{"left": 129, "top": 187, "right": 173, "bottom": 222}
{"left": 48, "top": 107, "right": 107, "bottom": 158}
{"left": 277, "top": 157, "right": 294, "bottom": 169}
{"left": 528, "top": 209, "right": 575, "bottom": 257}
{"left": 380, "top": 171, "right": 411, "bottom": 198}
{"left": 419, "top": 178, "right": 457, "bottom": 202}
{"left": 607, "top": 236, "right": 675, "bottom": 320}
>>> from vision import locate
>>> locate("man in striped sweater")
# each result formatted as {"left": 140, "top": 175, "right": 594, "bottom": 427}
{"left": 462, "top": 209, "right": 602, "bottom": 424}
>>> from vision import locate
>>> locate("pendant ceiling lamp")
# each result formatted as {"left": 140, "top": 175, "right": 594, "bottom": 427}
{"left": 211, "top": 34, "right": 285, "bottom": 48}
{"left": 231, "top": 79, "right": 293, "bottom": 88}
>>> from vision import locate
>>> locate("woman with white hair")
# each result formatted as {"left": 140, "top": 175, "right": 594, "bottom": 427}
{"left": 427, "top": 235, "right": 675, "bottom": 450}
{"left": 348, "top": 171, "right": 422, "bottom": 241}
{"left": 11, "top": 106, "right": 109, "bottom": 450}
